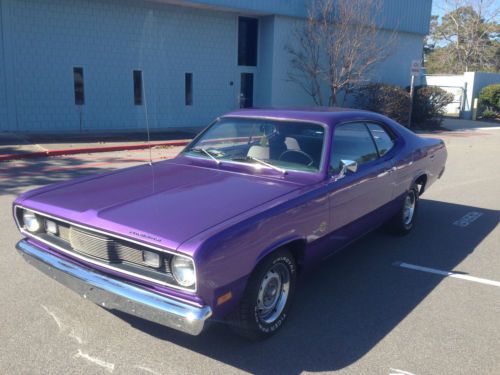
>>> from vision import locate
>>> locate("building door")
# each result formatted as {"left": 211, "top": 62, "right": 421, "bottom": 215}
{"left": 240, "top": 73, "right": 254, "bottom": 108}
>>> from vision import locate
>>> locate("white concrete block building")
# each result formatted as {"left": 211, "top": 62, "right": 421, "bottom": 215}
{"left": 0, "top": 0, "right": 432, "bottom": 132}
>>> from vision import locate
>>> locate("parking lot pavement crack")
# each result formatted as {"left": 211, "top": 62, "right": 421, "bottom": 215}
{"left": 40, "top": 304, "right": 85, "bottom": 344}
{"left": 40, "top": 304, "right": 63, "bottom": 330}
{"left": 74, "top": 349, "right": 115, "bottom": 372}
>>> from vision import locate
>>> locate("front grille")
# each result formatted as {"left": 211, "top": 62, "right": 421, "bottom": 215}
{"left": 67, "top": 227, "right": 165, "bottom": 268}
{"left": 69, "top": 228, "right": 115, "bottom": 260}
{"left": 17, "top": 210, "right": 182, "bottom": 288}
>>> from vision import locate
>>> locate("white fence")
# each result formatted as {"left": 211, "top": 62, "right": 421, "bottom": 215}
{"left": 421, "top": 72, "right": 500, "bottom": 119}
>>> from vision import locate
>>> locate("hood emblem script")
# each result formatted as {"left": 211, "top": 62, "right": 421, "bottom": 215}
{"left": 129, "top": 231, "right": 162, "bottom": 243}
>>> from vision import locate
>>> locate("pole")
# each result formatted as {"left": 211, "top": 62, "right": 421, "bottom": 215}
{"left": 472, "top": 98, "right": 478, "bottom": 121}
{"left": 408, "top": 75, "right": 415, "bottom": 129}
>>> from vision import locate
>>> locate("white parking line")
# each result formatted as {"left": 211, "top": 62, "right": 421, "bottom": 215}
{"left": 453, "top": 211, "right": 483, "bottom": 227}
{"left": 389, "top": 369, "right": 416, "bottom": 375}
{"left": 476, "top": 126, "right": 500, "bottom": 130}
{"left": 394, "top": 262, "right": 500, "bottom": 288}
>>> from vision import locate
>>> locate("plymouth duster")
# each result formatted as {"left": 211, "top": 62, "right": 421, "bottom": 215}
{"left": 13, "top": 108, "right": 447, "bottom": 339}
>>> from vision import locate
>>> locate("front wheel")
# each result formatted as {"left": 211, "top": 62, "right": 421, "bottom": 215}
{"left": 389, "top": 184, "right": 419, "bottom": 235}
{"left": 229, "top": 249, "right": 297, "bottom": 340}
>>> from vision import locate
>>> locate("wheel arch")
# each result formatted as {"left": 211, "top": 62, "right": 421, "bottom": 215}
{"left": 413, "top": 173, "right": 428, "bottom": 195}
{"left": 254, "top": 237, "right": 307, "bottom": 273}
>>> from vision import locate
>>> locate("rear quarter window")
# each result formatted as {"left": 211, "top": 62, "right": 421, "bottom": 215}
{"left": 366, "top": 123, "right": 395, "bottom": 156}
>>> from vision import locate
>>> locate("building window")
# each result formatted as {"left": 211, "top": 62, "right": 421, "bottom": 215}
{"left": 133, "top": 70, "right": 143, "bottom": 105}
{"left": 240, "top": 73, "right": 254, "bottom": 108}
{"left": 73, "top": 67, "right": 84, "bottom": 105}
{"left": 185, "top": 73, "right": 193, "bottom": 106}
{"left": 238, "top": 17, "right": 258, "bottom": 66}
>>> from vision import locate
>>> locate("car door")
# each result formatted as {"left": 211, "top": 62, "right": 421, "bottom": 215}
{"left": 326, "top": 122, "right": 396, "bottom": 250}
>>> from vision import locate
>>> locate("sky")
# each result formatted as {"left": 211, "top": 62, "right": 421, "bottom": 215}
{"left": 431, "top": 0, "right": 500, "bottom": 19}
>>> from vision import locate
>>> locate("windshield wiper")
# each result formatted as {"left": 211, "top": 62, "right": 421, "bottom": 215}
{"left": 190, "top": 147, "right": 221, "bottom": 165}
{"left": 232, "top": 156, "right": 286, "bottom": 175}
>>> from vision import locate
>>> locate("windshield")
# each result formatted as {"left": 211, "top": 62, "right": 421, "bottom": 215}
{"left": 184, "top": 118, "right": 325, "bottom": 173}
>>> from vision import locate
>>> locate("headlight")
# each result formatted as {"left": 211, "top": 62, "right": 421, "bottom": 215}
{"left": 23, "top": 210, "right": 42, "bottom": 233}
{"left": 171, "top": 256, "right": 196, "bottom": 288}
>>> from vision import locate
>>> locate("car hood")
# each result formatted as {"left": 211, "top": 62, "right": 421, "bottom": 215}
{"left": 16, "top": 161, "right": 301, "bottom": 251}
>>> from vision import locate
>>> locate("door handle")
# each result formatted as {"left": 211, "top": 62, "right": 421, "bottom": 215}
{"left": 378, "top": 166, "right": 396, "bottom": 178}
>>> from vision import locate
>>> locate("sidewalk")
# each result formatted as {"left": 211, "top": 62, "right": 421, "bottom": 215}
{"left": 441, "top": 118, "right": 500, "bottom": 131}
{"left": 0, "top": 129, "right": 199, "bottom": 161}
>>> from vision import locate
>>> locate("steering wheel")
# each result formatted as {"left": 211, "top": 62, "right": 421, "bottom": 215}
{"left": 279, "top": 150, "right": 314, "bottom": 167}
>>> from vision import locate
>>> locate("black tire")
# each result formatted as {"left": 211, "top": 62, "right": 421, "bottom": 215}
{"left": 228, "top": 249, "right": 297, "bottom": 340}
{"left": 389, "top": 184, "right": 419, "bottom": 235}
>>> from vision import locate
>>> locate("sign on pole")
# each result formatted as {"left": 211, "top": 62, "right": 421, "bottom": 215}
{"left": 408, "top": 60, "right": 421, "bottom": 129}
{"left": 411, "top": 60, "right": 421, "bottom": 76}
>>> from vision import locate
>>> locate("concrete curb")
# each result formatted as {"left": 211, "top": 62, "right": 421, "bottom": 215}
{"left": 0, "top": 139, "right": 190, "bottom": 162}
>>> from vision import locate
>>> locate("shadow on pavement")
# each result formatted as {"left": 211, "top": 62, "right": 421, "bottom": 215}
{"left": 0, "top": 130, "right": 199, "bottom": 147}
{"left": 111, "top": 199, "right": 499, "bottom": 374}
{"left": 0, "top": 157, "right": 118, "bottom": 196}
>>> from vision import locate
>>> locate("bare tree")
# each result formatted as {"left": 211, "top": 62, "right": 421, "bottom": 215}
{"left": 286, "top": 0, "right": 397, "bottom": 106}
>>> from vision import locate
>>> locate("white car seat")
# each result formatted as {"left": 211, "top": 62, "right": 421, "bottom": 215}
{"left": 285, "top": 137, "right": 300, "bottom": 151}
{"left": 247, "top": 145, "right": 270, "bottom": 159}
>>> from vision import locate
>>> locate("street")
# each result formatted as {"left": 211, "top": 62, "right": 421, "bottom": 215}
{"left": 0, "top": 129, "right": 499, "bottom": 375}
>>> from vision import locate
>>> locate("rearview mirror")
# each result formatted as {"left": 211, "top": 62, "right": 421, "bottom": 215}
{"left": 333, "top": 159, "right": 358, "bottom": 181}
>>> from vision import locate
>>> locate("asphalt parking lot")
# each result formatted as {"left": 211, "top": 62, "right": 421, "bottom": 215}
{"left": 0, "top": 129, "right": 499, "bottom": 375}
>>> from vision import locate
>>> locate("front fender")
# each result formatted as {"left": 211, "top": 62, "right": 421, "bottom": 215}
{"left": 181, "top": 189, "right": 328, "bottom": 318}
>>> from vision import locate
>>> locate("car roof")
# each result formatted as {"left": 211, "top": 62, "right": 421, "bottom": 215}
{"left": 223, "top": 107, "right": 384, "bottom": 127}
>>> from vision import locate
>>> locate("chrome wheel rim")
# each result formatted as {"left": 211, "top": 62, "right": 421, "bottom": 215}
{"left": 403, "top": 191, "right": 416, "bottom": 226}
{"left": 256, "top": 263, "right": 290, "bottom": 324}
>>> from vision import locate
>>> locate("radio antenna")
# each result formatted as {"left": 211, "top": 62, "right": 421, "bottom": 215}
{"left": 142, "top": 73, "right": 152, "bottom": 166}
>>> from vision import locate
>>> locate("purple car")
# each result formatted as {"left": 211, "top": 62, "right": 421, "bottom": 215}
{"left": 13, "top": 108, "right": 447, "bottom": 339}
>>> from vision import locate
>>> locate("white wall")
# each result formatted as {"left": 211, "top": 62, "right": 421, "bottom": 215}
{"left": 0, "top": 1, "right": 7, "bottom": 130}
{"left": 268, "top": 16, "right": 424, "bottom": 107}
{"left": 1, "top": 0, "right": 240, "bottom": 132}
{"left": 0, "top": 0, "right": 431, "bottom": 132}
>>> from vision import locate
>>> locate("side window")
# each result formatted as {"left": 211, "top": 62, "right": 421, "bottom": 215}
{"left": 366, "top": 123, "right": 395, "bottom": 156}
{"left": 330, "top": 123, "right": 379, "bottom": 173}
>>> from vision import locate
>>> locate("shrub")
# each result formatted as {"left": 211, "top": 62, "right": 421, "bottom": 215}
{"left": 355, "top": 83, "right": 410, "bottom": 125}
{"left": 356, "top": 84, "right": 453, "bottom": 129}
{"left": 481, "top": 109, "right": 499, "bottom": 120}
{"left": 411, "top": 86, "right": 454, "bottom": 129}
{"left": 479, "top": 84, "right": 500, "bottom": 112}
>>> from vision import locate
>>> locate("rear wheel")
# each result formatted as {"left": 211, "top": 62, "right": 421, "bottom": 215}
{"left": 389, "top": 184, "right": 419, "bottom": 235}
{"left": 229, "top": 249, "right": 297, "bottom": 340}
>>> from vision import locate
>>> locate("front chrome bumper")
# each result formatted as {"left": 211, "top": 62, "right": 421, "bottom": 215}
{"left": 16, "top": 240, "right": 212, "bottom": 336}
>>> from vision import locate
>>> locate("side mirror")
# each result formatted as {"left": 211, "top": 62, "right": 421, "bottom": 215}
{"left": 333, "top": 159, "right": 358, "bottom": 181}
{"left": 341, "top": 159, "right": 358, "bottom": 174}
